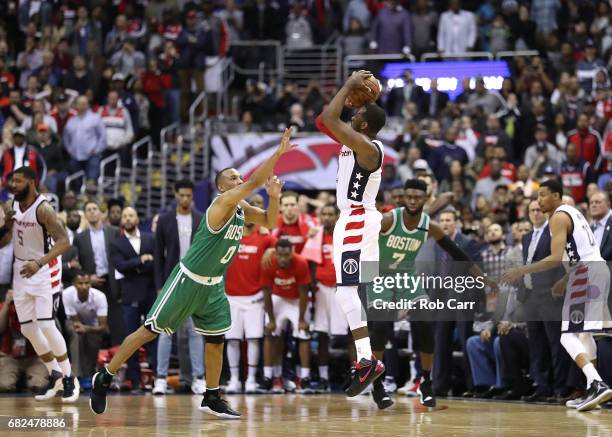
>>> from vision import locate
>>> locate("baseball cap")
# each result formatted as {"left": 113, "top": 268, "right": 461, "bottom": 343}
{"left": 12, "top": 127, "right": 26, "bottom": 136}
{"left": 112, "top": 72, "right": 126, "bottom": 81}
{"left": 413, "top": 159, "right": 430, "bottom": 172}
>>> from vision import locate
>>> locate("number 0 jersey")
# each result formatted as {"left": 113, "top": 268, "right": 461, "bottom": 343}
{"left": 553, "top": 204, "right": 603, "bottom": 264}
{"left": 180, "top": 198, "right": 245, "bottom": 278}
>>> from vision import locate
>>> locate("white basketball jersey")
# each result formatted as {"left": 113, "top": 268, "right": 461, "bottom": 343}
{"left": 13, "top": 195, "right": 53, "bottom": 261}
{"left": 336, "top": 140, "right": 383, "bottom": 211}
{"left": 554, "top": 204, "right": 603, "bottom": 264}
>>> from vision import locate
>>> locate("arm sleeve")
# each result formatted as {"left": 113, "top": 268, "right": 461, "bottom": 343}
{"left": 315, "top": 114, "right": 340, "bottom": 143}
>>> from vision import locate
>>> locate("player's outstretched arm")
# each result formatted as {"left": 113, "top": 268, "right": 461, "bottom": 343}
{"left": 20, "top": 202, "right": 71, "bottom": 278}
{"left": 240, "top": 176, "right": 282, "bottom": 229}
{"left": 319, "top": 71, "right": 379, "bottom": 169}
{"left": 210, "top": 128, "right": 296, "bottom": 230}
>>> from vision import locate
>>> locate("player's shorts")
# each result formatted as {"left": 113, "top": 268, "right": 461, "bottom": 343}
{"left": 145, "top": 263, "right": 231, "bottom": 335}
{"left": 562, "top": 262, "right": 612, "bottom": 333}
{"left": 334, "top": 208, "right": 382, "bottom": 285}
{"left": 313, "top": 282, "right": 348, "bottom": 336}
{"left": 265, "top": 294, "right": 311, "bottom": 340}
{"left": 225, "top": 291, "right": 265, "bottom": 340}
{"left": 13, "top": 258, "right": 62, "bottom": 324}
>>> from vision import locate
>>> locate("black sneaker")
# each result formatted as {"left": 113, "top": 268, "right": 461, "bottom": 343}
{"left": 417, "top": 379, "right": 436, "bottom": 408}
{"left": 317, "top": 378, "right": 331, "bottom": 393}
{"left": 62, "top": 375, "right": 80, "bottom": 403}
{"left": 345, "top": 357, "right": 385, "bottom": 397}
{"left": 297, "top": 377, "right": 315, "bottom": 394}
{"left": 89, "top": 368, "right": 113, "bottom": 415}
{"left": 372, "top": 378, "right": 394, "bottom": 410}
{"left": 199, "top": 392, "right": 241, "bottom": 419}
{"left": 256, "top": 377, "right": 273, "bottom": 393}
{"left": 577, "top": 381, "right": 612, "bottom": 412}
{"left": 34, "top": 370, "right": 63, "bottom": 401}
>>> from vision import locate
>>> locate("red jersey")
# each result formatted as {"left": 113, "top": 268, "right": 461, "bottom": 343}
{"left": 0, "top": 302, "right": 35, "bottom": 357}
{"left": 50, "top": 108, "right": 77, "bottom": 135}
{"left": 567, "top": 128, "right": 602, "bottom": 170}
{"left": 273, "top": 216, "right": 311, "bottom": 254}
{"left": 260, "top": 254, "right": 310, "bottom": 299}
{"left": 315, "top": 232, "right": 335, "bottom": 287}
{"left": 226, "top": 227, "right": 275, "bottom": 296}
{"left": 479, "top": 162, "right": 517, "bottom": 182}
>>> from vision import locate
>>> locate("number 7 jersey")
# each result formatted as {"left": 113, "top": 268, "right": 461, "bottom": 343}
{"left": 180, "top": 199, "right": 245, "bottom": 278}
{"left": 379, "top": 208, "right": 430, "bottom": 275}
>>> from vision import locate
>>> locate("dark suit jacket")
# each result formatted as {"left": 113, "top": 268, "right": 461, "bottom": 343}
{"left": 110, "top": 231, "right": 156, "bottom": 303}
{"left": 599, "top": 215, "right": 612, "bottom": 261}
{"left": 73, "top": 225, "right": 120, "bottom": 299}
{"left": 425, "top": 91, "right": 450, "bottom": 117}
{"left": 386, "top": 83, "right": 428, "bottom": 117}
{"left": 521, "top": 224, "right": 564, "bottom": 294}
{"left": 154, "top": 209, "right": 203, "bottom": 290}
{"left": 61, "top": 245, "right": 79, "bottom": 286}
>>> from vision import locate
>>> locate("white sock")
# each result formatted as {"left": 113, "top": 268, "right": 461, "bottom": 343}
{"left": 264, "top": 366, "right": 273, "bottom": 379}
{"left": 247, "top": 366, "right": 257, "bottom": 382}
{"left": 300, "top": 367, "right": 310, "bottom": 379}
{"left": 583, "top": 362, "right": 602, "bottom": 386}
{"left": 43, "top": 358, "right": 61, "bottom": 374}
{"left": 57, "top": 358, "right": 72, "bottom": 377}
{"left": 319, "top": 366, "right": 329, "bottom": 380}
{"left": 273, "top": 365, "right": 282, "bottom": 377}
{"left": 227, "top": 340, "right": 241, "bottom": 381}
{"left": 355, "top": 337, "right": 373, "bottom": 362}
{"left": 230, "top": 367, "right": 240, "bottom": 381}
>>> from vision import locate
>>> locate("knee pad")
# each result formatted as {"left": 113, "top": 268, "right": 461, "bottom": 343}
{"left": 20, "top": 322, "right": 51, "bottom": 356}
{"left": 38, "top": 320, "right": 68, "bottom": 356}
{"left": 205, "top": 334, "right": 225, "bottom": 344}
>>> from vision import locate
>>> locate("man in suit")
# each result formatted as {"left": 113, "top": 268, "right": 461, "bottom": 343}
{"left": 521, "top": 200, "right": 570, "bottom": 403}
{"left": 386, "top": 69, "right": 428, "bottom": 118}
{"left": 110, "top": 207, "right": 156, "bottom": 393}
{"left": 426, "top": 207, "right": 483, "bottom": 396}
{"left": 152, "top": 179, "right": 205, "bottom": 395}
{"left": 425, "top": 79, "right": 450, "bottom": 118}
{"left": 589, "top": 191, "right": 612, "bottom": 394}
{"left": 73, "top": 200, "right": 123, "bottom": 345}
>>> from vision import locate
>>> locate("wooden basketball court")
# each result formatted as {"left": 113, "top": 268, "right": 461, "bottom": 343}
{"left": 0, "top": 394, "right": 610, "bottom": 436}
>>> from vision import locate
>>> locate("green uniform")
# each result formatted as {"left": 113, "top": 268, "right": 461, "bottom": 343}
{"left": 145, "top": 200, "right": 244, "bottom": 335}
{"left": 370, "top": 208, "right": 430, "bottom": 306}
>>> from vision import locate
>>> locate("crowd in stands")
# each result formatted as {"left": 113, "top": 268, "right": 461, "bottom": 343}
{"left": 0, "top": 0, "right": 610, "bottom": 407}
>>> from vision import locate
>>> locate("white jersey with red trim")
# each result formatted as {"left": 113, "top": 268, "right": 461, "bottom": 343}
{"left": 554, "top": 204, "right": 603, "bottom": 264}
{"left": 336, "top": 140, "right": 383, "bottom": 211}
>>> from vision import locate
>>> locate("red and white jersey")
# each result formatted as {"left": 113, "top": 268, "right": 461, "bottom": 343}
{"left": 554, "top": 204, "right": 603, "bottom": 264}
{"left": 315, "top": 232, "right": 336, "bottom": 287}
{"left": 336, "top": 140, "right": 383, "bottom": 211}
{"left": 226, "top": 227, "right": 275, "bottom": 297}
{"left": 12, "top": 195, "right": 53, "bottom": 262}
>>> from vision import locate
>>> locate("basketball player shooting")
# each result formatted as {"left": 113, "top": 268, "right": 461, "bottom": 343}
{"left": 89, "top": 128, "right": 296, "bottom": 419}
{"left": 0, "top": 167, "right": 78, "bottom": 402}
{"left": 501, "top": 179, "right": 612, "bottom": 412}
{"left": 316, "top": 70, "right": 388, "bottom": 396}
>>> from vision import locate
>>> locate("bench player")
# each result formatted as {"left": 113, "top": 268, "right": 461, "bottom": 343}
{"left": 90, "top": 128, "right": 296, "bottom": 418}
{"left": 0, "top": 167, "right": 78, "bottom": 402}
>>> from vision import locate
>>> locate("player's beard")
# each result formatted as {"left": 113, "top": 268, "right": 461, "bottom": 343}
{"left": 13, "top": 184, "right": 30, "bottom": 202}
{"left": 405, "top": 206, "right": 423, "bottom": 216}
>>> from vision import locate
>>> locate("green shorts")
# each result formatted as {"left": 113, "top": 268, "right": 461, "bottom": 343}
{"left": 145, "top": 264, "right": 231, "bottom": 335}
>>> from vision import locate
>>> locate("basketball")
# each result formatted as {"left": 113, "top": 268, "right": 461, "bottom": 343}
{"left": 347, "top": 76, "right": 381, "bottom": 108}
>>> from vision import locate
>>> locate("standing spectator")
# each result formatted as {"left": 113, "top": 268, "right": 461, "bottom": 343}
{"left": 63, "top": 272, "right": 108, "bottom": 389}
{"left": 387, "top": 70, "right": 427, "bottom": 118}
{"left": 272, "top": 191, "right": 313, "bottom": 254}
{"left": 410, "top": 0, "right": 438, "bottom": 57}
{"left": 530, "top": 0, "right": 559, "bottom": 44}
{"left": 0, "top": 127, "right": 46, "bottom": 188}
{"left": 110, "top": 73, "right": 140, "bottom": 136}
{"left": 16, "top": 36, "right": 43, "bottom": 89}
{"left": 0, "top": 290, "right": 48, "bottom": 393}
{"left": 111, "top": 207, "right": 156, "bottom": 393}
{"left": 63, "top": 95, "right": 107, "bottom": 184}
{"left": 437, "top": 0, "right": 477, "bottom": 54}
{"left": 109, "top": 41, "right": 146, "bottom": 78}
{"left": 21, "top": 100, "right": 58, "bottom": 134}
{"left": 50, "top": 94, "right": 76, "bottom": 137}
{"left": 106, "top": 198, "right": 124, "bottom": 228}
{"left": 176, "top": 9, "right": 211, "bottom": 122}
{"left": 153, "top": 180, "right": 205, "bottom": 395}
{"left": 511, "top": 5, "right": 537, "bottom": 50}
{"left": 243, "top": 0, "right": 285, "bottom": 41}
{"left": 523, "top": 124, "right": 564, "bottom": 177}
{"left": 426, "top": 79, "right": 449, "bottom": 118}
{"left": 286, "top": 1, "right": 314, "bottom": 49}
{"left": 72, "top": 201, "right": 123, "bottom": 345}
{"left": 215, "top": 0, "right": 243, "bottom": 45}
{"left": 62, "top": 56, "right": 92, "bottom": 96}
{"left": 559, "top": 142, "right": 597, "bottom": 204}
{"left": 428, "top": 126, "right": 468, "bottom": 184}
{"left": 158, "top": 41, "right": 181, "bottom": 125}
{"left": 98, "top": 90, "right": 134, "bottom": 158}
{"left": 141, "top": 59, "right": 171, "bottom": 145}
{"left": 476, "top": 115, "right": 513, "bottom": 159}
{"left": 576, "top": 40, "right": 606, "bottom": 96}
{"left": 369, "top": 0, "right": 412, "bottom": 55}
{"left": 567, "top": 113, "right": 602, "bottom": 171}
{"left": 472, "top": 158, "right": 512, "bottom": 209}
{"left": 343, "top": 0, "right": 371, "bottom": 33}
{"left": 69, "top": 6, "right": 103, "bottom": 56}
{"left": 105, "top": 14, "right": 130, "bottom": 57}
{"left": 468, "top": 78, "right": 505, "bottom": 115}
{"left": 33, "top": 124, "right": 65, "bottom": 194}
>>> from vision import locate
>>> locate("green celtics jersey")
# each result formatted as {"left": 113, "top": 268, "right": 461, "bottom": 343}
{"left": 379, "top": 208, "right": 430, "bottom": 275}
{"left": 181, "top": 200, "right": 245, "bottom": 277}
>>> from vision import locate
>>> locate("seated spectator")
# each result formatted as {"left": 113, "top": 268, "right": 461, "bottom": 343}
{"left": 0, "top": 290, "right": 47, "bottom": 393}
{"left": 33, "top": 124, "right": 65, "bottom": 194}
{"left": 62, "top": 55, "right": 92, "bottom": 96}
{"left": 381, "top": 163, "right": 403, "bottom": 192}
{"left": 560, "top": 142, "right": 597, "bottom": 204}
{"left": 63, "top": 272, "right": 108, "bottom": 389}
{"left": 63, "top": 95, "right": 106, "bottom": 184}
{"left": 472, "top": 158, "right": 512, "bottom": 209}
{"left": 469, "top": 78, "right": 505, "bottom": 116}
{"left": 479, "top": 144, "right": 517, "bottom": 182}
{"left": 428, "top": 126, "right": 468, "bottom": 184}
{"left": 0, "top": 127, "right": 46, "bottom": 188}
{"left": 523, "top": 124, "right": 564, "bottom": 178}
{"left": 21, "top": 99, "right": 58, "bottom": 134}
{"left": 98, "top": 90, "right": 134, "bottom": 153}
{"left": 16, "top": 36, "right": 43, "bottom": 89}
{"left": 476, "top": 114, "right": 513, "bottom": 159}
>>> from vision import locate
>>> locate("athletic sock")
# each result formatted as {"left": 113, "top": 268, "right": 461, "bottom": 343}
{"left": 43, "top": 358, "right": 61, "bottom": 375}
{"left": 273, "top": 365, "right": 282, "bottom": 377}
{"left": 247, "top": 366, "right": 257, "bottom": 382}
{"left": 300, "top": 367, "right": 310, "bottom": 379}
{"left": 355, "top": 337, "right": 373, "bottom": 362}
{"left": 206, "top": 387, "right": 220, "bottom": 398}
{"left": 319, "top": 366, "right": 329, "bottom": 380}
{"left": 58, "top": 358, "right": 72, "bottom": 377}
{"left": 264, "top": 366, "right": 273, "bottom": 379}
{"left": 583, "top": 363, "right": 602, "bottom": 386}
{"left": 229, "top": 366, "right": 240, "bottom": 382}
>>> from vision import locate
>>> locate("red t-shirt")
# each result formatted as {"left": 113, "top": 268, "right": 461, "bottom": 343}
{"left": 273, "top": 220, "right": 310, "bottom": 254}
{"left": 0, "top": 302, "right": 35, "bottom": 358}
{"left": 226, "top": 227, "right": 275, "bottom": 296}
{"left": 315, "top": 232, "right": 336, "bottom": 287}
{"left": 479, "top": 162, "right": 517, "bottom": 182}
{"left": 260, "top": 254, "right": 310, "bottom": 299}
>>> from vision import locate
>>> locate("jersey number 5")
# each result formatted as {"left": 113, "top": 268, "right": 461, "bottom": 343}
{"left": 17, "top": 230, "right": 24, "bottom": 246}
{"left": 389, "top": 252, "right": 405, "bottom": 270}
{"left": 220, "top": 246, "right": 236, "bottom": 264}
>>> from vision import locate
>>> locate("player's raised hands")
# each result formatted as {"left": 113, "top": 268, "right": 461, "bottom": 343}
{"left": 266, "top": 175, "right": 284, "bottom": 199}
{"left": 346, "top": 70, "right": 373, "bottom": 90}
{"left": 278, "top": 127, "right": 298, "bottom": 155}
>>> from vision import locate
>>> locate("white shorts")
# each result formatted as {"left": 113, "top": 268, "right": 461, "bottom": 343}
{"left": 266, "top": 294, "right": 310, "bottom": 340}
{"left": 562, "top": 263, "right": 612, "bottom": 333}
{"left": 13, "top": 259, "right": 62, "bottom": 324}
{"left": 225, "top": 291, "right": 265, "bottom": 340}
{"left": 333, "top": 209, "right": 382, "bottom": 285}
{"left": 313, "top": 283, "right": 349, "bottom": 336}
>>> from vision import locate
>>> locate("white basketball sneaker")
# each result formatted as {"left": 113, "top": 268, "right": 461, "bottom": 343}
{"left": 152, "top": 378, "right": 167, "bottom": 395}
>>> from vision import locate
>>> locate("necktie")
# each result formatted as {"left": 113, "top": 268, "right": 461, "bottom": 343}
{"left": 591, "top": 222, "right": 599, "bottom": 232}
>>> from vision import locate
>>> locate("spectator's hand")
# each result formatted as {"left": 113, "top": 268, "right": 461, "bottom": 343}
{"left": 497, "top": 321, "right": 512, "bottom": 335}
{"left": 68, "top": 259, "right": 81, "bottom": 269}
{"left": 265, "top": 320, "right": 276, "bottom": 335}
{"left": 141, "top": 254, "right": 154, "bottom": 263}
{"left": 262, "top": 248, "right": 276, "bottom": 269}
{"left": 298, "top": 319, "right": 309, "bottom": 333}
{"left": 91, "top": 275, "right": 107, "bottom": 287}
{"left": 5, "top": 289, "right": 13, "bottom": 304}
{"left": 480, "top": 329, "right": 492, "bottom": 342}
{"left": 20, "top": 261, "right": 41, "bottom": 278}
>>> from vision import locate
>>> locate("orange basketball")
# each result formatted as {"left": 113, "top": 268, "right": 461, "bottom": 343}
{"left": 347, "top": 76, "right": 381, "bottom": 108}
